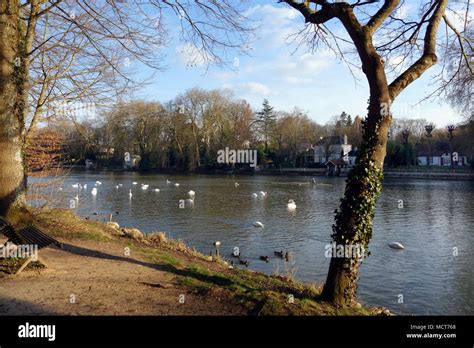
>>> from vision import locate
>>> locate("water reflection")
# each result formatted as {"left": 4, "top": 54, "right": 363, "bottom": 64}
{"left": 30, "top": 173, "right": 474, "bottom": 315}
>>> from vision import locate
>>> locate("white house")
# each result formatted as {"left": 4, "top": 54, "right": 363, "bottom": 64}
{"left": 417, "top": 151, "right": 468, "bottom": 166}
{"left": 314, "top": 135, "right": 352, "bottom": 165}
{"left": 348, "top": 148, "right": 359, "bottom": 167}
{"left": 123, "top": 152, "right": 141, "bottom": 169}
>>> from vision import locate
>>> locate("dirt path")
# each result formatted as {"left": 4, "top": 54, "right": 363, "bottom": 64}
{"left": 0, "top": 237, "right": 246, "bottom": 315}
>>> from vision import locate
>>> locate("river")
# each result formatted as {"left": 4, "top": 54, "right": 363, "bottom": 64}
{"left": 30, "top": 173, "right": 474, "bottom": 315}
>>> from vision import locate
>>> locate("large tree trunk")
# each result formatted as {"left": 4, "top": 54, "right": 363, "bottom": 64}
{"left": 0, "top": 1, "right": 27, "bottom": 217}
{"left": 322, "top": 51, "right": 393, "bottom": 306}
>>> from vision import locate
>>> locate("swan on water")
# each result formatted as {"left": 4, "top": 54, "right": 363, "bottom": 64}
{"left": 251, "top": 193, "right": 258, "bottom": 198}
{"left": 388, "top": 242, "right": 404, "bottom": 250}
{"left": 253, "top": 221, "right": 264, "bottom": 228}
{"left": 154, "top": 188, "right": 160, "bottom": 192}
{"left": 258, "top": 191, "right": 267, "bottom": 197}
{"left": 234, "top": 182, "right": 239, "bottom": 187}
{"left": 287, "top": 199, "right": 296, "bottom": 210}
{"left": 96, "top": 181, "right": 102, "bottom": 185}
{"left": 132, "top": 182, "right": 138, "bottom": 185}
{"left": 175, "top": 183, "right": 180, "bottom": 187}
{"left": 72, "top": 183, "right": 79, "bottom": 188}
{"left": 141, "top": 184, "right": 149, "bottom": 190}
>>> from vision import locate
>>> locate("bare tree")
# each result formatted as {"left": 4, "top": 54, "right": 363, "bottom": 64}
{"left": 281, "top": 0, "right": 471, "bottom": 305}
{"left": 0, "top": 0, "right": 253, "bottom": 216}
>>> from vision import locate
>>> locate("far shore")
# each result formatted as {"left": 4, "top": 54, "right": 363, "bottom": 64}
{"left": 50, "top": 165, "right": 474, "bottom": 181}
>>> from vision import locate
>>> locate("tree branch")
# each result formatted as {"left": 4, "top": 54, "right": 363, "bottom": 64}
{"left": 366, "top": 0, "right": 400, "bottom": 33}
{"left": 279, "top": 0, "right": 337, "bottom": 24}
{"left": 443, "top": 13, "right": 473, "bottom": 75}
{"left": 388, "top": 0, "right": 449, "bottom": 100}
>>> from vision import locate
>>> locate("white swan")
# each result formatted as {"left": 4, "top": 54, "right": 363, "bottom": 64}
{"left": 141, "top": 184, "right": 149, "bottom": 190}
{"left": 253, "top": 221, "right": 264, "bottom": 228}
{"left": 132, "top": 182, "right": 138, "bottom": 185}
{"left": 91, "top": 188, "right": 97, "bottom": 196}
{"left": 258, "top": 191, "right": 267, "bottom": 197}
{"left": 154, "top": 188, "right": 160, "bottom": 192}
{"left": 166, "top": 180, "right": 171, "bottom": 184}
{"left": 175, "top": 183, "right": 180, "bottom": 187}
{"left": 115, "top": 185, "right": 119, "bottom": 189}
{"left": 129, "top": 189, "right": 133, "bottom": 198}
{"left": 251, "top": 193, "right": 258, "bottom": 198}
{"left": 389, "top": 242, "right": 405, "bottom": 250}
{"left": 234, "top": 182, "right": 239, "bottom": 187}
{"left": 188, "top": 190, "right": 195, "bottom": 197}
{"left": 96, "top": 181, "right": 102, "bottom": 185}
{"left": 287, "top": 199, "right": 296, "bottom": 210}
{"left": 72, "top": 183, "right": 79, "bottom": 188}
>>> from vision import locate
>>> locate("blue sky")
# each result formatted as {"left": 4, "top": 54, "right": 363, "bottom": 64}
{"left": 132, "top": 1, "right": 466, "bottom": 127}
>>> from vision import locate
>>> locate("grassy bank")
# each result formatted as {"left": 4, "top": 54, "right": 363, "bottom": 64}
{"left": 1, "top": 207, "right": 390, "bottom": 316}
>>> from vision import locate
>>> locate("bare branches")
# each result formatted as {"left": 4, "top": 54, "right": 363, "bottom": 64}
{"left": 443, "top": 13, "right": 473, "bottom": 75}
{"left": 159, "top": 0, "right": 254, "bottom": 66}
{"left": 389, "top": 0, "right": 449, "bottom": 100}
{"left": 366, "top": 0, "right": 400, "bottom": 33}
{"left": 20, "top": 0, "right": 255, "bottom": 142}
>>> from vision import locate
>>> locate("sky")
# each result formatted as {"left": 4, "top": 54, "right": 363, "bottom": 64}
{"left": 131, "top": 1, "right": 468, "bottom": 128}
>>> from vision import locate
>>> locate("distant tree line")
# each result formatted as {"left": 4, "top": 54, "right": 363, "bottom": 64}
{"left": 386, "top": 117, "right": 474, "bottom": 167}
{"left": 36, "top": 88, "right": 473, "bottom": 172}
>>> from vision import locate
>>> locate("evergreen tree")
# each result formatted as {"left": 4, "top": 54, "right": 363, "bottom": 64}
{"left": 346, "top": 114, "right": 352, "bottom": 126}
{"left": 255, "top": 99, "right": 276, "bottom": 152}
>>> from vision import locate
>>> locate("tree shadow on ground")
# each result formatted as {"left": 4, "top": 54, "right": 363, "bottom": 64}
{"left": 0, "top": 295, "right": 59, "bottom": 315}
{"left": 61, "top": 243, "right": 234, "bottom": 288}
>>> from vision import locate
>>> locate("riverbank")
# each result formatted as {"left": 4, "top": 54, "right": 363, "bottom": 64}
{"left": 0, "top": 208, "right": 388, "bottom": 316}
{"left": 59, "top": 165, "right": 474, "bottom": 181}
{"left": 258, "top": 167, "right": 474, "bottom": 180}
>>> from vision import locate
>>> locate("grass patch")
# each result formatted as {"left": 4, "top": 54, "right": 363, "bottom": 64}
{"left": 157, "top": 253, "right": 182, "bottom": 267}
{"left": 176, "top": 276, "right": 212, "bottom": 295}
{"left": 13, "top": 206, "right": 376, "bottom": 316}
{"left": 0, "top": 258, "right": 45, "bottom": 275}
{"left": 28, "top": 208, "right": 113, "bottom": 242}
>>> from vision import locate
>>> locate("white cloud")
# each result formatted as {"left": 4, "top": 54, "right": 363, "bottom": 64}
{"left": 176, "top": 43, "right": 211, "bottom": 67}
{"left": 241, "top": 82, "right": 272, "bottom": 95}
{"left": 245, "top": 4, "right": 303, "bottom": 48}
{"left": 224, "top": 82, "right": 273, "bottom": 97}
{"left": 244, "top": 4, "right": 299, "bottom": 21}
{"left": 394, "top": 3, "right": 413, "bottom": 20}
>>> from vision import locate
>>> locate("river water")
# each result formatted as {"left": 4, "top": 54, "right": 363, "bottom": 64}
{"left": 30, "top": 173, "right": 474, "bottom": 315}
